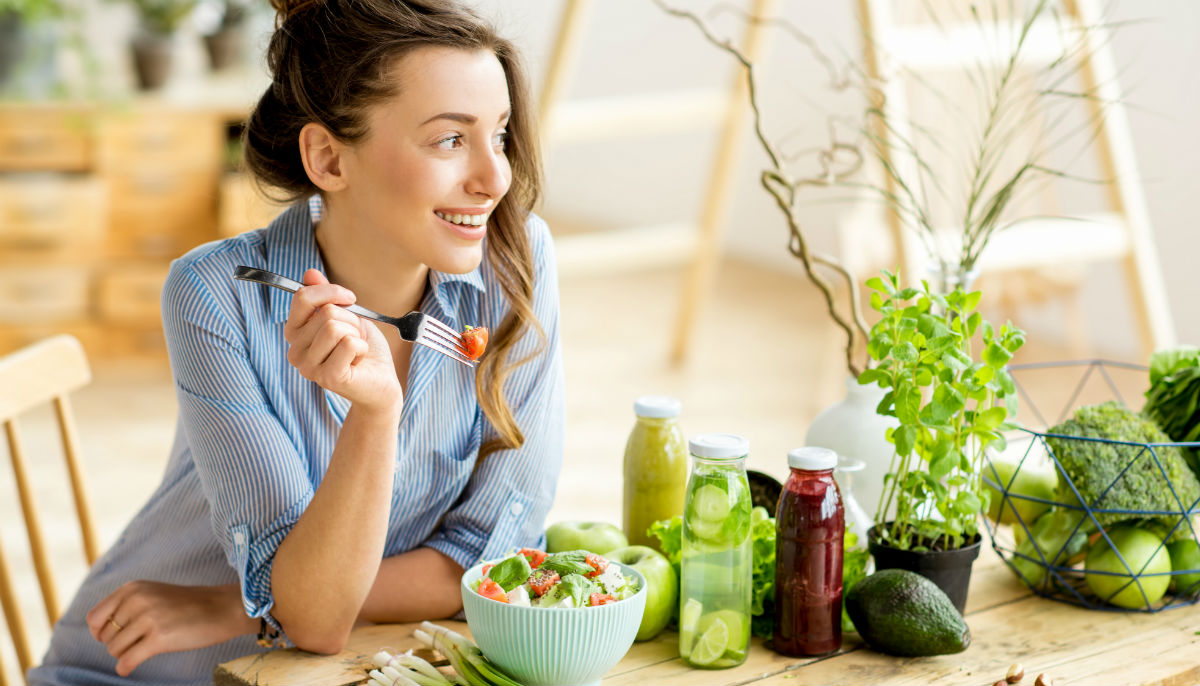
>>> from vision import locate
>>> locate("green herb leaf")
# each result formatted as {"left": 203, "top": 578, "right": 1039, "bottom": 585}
{"left": 540, "top": 551, "right": 594, "bottom": 577}
{"left": 488, "top": 554, "right": 532, "bottom": 592}
{"left": 983, "top": 341, "right": 1013, "bottom": 368}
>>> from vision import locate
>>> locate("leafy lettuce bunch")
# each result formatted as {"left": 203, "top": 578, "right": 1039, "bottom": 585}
{"left": 1143, "top": 345, "right": 1200, "bottom": 476}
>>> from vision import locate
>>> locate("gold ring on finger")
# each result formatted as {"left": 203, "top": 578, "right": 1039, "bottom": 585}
{"left": 109, "top": 617, "right": 123, "bottom": 631}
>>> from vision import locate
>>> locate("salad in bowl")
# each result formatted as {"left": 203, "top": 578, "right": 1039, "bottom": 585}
{"left": 460, "top": 548, "right": 646, "bottom": 685}
{"left": 470, "top": 548, "right": 639, "bottom": 608}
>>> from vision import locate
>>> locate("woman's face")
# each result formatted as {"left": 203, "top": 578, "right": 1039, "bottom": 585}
{"left": 341, "top": 46, "right": 512, "bottom": 275}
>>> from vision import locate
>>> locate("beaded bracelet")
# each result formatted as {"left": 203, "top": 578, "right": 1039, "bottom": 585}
{"left": 256, "top": 617, "right": 283, "bottom": 648}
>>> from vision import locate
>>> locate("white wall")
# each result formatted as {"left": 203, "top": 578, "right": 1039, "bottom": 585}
{"left": 489, "top": 0, "right": 1199, "bottom": 357}
{"left": 61, "top": 0, "right": 1199, "bottom": 354}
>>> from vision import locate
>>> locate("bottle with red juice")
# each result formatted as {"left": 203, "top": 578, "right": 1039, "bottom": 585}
{"left": 773, "top": 446, "right": 844, "bottom": 656}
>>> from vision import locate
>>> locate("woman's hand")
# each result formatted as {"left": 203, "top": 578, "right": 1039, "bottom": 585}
{"left": 85, "top": 581, "right": 256, "bottom": 677}
{"left": 283, "top": 269, "right": 402, "bottom": 415}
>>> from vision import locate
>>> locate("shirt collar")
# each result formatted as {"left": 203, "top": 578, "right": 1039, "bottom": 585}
{"left": 264, "top": 198, "right": 325, "bottom": 324}
{"left": 263, "top": 195, "right": 488, "bottom": 323}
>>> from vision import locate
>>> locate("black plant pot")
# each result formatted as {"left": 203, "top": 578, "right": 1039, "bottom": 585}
{"left": 131, "top": 34, "right": 173, "bottom": 91}
{"left": 868, "top": 524, "right": 982, "bottom": 614}
{"left": 0, "top": 11, "right": 21, "bottom": 86}
{"left": 203, "top": 25, "right": 244, "bottom": 71}
{"left": 747, "top": 469, "right": 783, "bottom": 513}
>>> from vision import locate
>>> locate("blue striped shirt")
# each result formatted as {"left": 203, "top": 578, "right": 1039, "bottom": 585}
{"left": 29, "top": 199, "right": 564, "bottom": 685}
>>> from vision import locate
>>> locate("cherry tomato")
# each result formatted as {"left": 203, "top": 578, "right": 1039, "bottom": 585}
{"left": 519, "top": 548, "right": 548, "bottom": 569}
{"left": 588, "top": 593, "right": 616, "bottom": 607}
{"left": 527, "top": 568, "right": 560, "bottom": 597}
{"left": 584, "top": 553, "right": 608, "bottom": 579}
{"left": 477, "top": 578, "right": 509, "bottom": 603}
{"left": 462, "top": 325, "right": 488, "bottom": 361}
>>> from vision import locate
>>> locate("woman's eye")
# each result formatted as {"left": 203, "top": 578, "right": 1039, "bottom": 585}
{"left": 493, "top": 130, "right": 508, "bottom": 150}
{"left": 436, "top": 135, "right": 463, "bottom": 150}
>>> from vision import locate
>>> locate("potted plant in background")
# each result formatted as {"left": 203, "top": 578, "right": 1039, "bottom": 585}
{"left": 0, "top": 0, "right": 65, "bottom": 95}
{"left": 201, "top": 0, "right": 250, "bottom": 71}
{"left": 858, "top": 271, "right": 1025, "bottom": 611}
{"left": 128, "top": 0, "right": 197, "bottom": 90}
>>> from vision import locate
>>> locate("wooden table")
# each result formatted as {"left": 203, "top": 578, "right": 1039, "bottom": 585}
{"left": 214, "top": 544, "right": 1200, "bottom": 685}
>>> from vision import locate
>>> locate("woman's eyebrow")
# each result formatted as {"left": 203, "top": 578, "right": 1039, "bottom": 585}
{"left": 420, "top": 110, "right": 512, "bottom": 126}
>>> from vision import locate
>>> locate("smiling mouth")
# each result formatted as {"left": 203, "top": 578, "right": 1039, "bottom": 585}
{"left": 435, "top": 211, "right": 488, "bottom": 227}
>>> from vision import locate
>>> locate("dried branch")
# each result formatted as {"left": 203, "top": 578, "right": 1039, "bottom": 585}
{"left": 654, "top": 0, "right": 871, "bottom": 376}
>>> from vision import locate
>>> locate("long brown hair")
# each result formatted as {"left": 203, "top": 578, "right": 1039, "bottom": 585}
{"left": 244, "top": 0, "right": 545, "bottom": 458}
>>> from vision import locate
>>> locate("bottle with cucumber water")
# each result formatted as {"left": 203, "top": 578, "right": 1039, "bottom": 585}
{"left": 679, "top": 433, "right": 753, "bottom": 669}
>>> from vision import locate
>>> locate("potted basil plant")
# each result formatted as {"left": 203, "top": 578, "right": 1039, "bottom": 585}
{"left": 857, "top": 271, "right": 1025, "bottom": 612}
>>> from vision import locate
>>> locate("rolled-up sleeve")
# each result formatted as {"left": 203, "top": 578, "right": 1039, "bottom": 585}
{"left": 162, "top": 259, "right": 312, "bottom": 630}
{"left": 424, "top": 217, "right": 565, "bottom": 569}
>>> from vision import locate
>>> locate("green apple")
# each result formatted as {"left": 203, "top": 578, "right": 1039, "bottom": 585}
{"left": 1085, "top": 527, "right": 1171, "bottom": 609}
{"left": 983, "top": 459, "right": 1057, "bottom": 526}
{"left": 1167, "top": 539, "right": 1200, "bottom": 595}
{"left": 608, "top": 545, "right": 677, "bottom": 641}
{"left": 544, "top": 521, "right": 628, "bottom": 555}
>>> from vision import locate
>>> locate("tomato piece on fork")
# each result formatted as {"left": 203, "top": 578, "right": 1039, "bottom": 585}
{"left": 461, "top": 325, "right": 488, "bottom": 361}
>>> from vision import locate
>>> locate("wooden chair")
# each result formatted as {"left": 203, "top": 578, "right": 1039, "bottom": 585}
{"left": 0, "top": 335, "right": 100, "bottom": 682}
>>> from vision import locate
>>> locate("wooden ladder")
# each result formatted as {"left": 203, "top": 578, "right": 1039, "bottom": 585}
{"left": 538, "top": 0, "right": 775, "bottom": 363}
{"left": 856, "top": 0, "right": 1176, "bottom": 356}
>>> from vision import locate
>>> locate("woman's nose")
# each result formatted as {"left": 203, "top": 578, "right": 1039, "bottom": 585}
{"left": 467, "top": 147, "right": 511, "bottom": 199}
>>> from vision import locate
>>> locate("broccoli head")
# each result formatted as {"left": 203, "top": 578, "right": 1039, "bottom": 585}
{"left": 1046, "top": 401, "right": 1200, "bottom": 531}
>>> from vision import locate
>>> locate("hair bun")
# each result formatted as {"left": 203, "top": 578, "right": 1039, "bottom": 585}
{"left": 270, "top": 0, "right": 322, "bottom": 23}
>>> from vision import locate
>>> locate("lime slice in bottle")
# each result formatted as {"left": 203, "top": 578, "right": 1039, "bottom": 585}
{"left": 698, "top": 609, "right": 746, "bottom": 652}
{"left": 688, "top": 615, "right": 731, "bottom": 666}
{"left": 679, "top": 598, "right": 703, "bottom": 657}
{"left": 691, "top": 484, "right": 731, "bottom": 522}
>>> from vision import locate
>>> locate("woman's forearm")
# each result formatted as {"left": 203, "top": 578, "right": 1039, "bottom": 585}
{"left": 359, "top": 547, "right": 465, "bottom": 623}
{"left": 270, "top": 401, "right": 401, "bottom": 652}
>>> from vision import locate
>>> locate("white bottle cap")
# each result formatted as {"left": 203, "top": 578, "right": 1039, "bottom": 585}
{"left": 689, "top": 433, "right": 750, "bottom": 459}
{"left": 788, "top": 447, "right": 837, "bottom": 471}
{"left": 634, "top": 396, "right": 682, "bottom": 418}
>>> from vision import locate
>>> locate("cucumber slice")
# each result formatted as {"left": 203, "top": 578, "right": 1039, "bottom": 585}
{"left": 691, "top": 483, "right": 731, "bottom": 522}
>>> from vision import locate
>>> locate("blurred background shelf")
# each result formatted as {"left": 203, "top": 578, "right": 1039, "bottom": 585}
{"left": 0, "top": 71, "right": 281, "bottom": 362}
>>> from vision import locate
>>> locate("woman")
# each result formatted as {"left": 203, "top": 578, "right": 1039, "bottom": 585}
{"left": 28, "top": 1, "right": 562, "bottom": 683}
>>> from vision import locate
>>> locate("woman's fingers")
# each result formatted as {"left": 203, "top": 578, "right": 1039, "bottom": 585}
{"left": 283, "top": 269, "right": 355, "bottom": 340}
{"left": 85, "top": 583, "right": 134, "bottom": 641}
{"left": 288, "top": 312, "right": 363, "bottom": 373}
{"left": 105, "top": 612, "right": 146, "bottom": 659}
{"left": 323, "top": 334, "right": 368, "bottom": 383}
{"left": 115, "top": 635, "right": 159, "bottom": 677}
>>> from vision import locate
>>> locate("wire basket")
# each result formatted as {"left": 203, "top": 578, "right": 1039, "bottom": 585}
{"left": 981, "top": 360, "right": 1200, "bottom": 612}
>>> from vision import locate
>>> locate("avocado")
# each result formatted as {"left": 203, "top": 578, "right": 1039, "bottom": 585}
{"left": 845, "top": 569, "right": 971, "bottom": 657}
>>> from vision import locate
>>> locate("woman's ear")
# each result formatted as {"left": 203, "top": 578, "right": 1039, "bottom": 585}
{"left": 298, "top": 123, "right": 348, "bottom": 192}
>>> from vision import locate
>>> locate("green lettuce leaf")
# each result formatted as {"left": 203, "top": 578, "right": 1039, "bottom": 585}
{"left": 558, "top": 573, "right": 596, "bottom": 608}
{"left": 841, "top": 532, "right": 870, "bottom": 633}
{"left": 749, "top": 506, "right": 777, "bottom": 638}
{"left": 540, "top": 551, "right": 593, "bottom": 577}
{"left": 1149, "top": 345, "right": 1200, "bottom": 387}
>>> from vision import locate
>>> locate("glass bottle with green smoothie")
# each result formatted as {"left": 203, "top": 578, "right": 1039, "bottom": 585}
{"left": 679, "top": 433, "right": 753, "bottom": 669}
{"left": 622, "top": 396, "right": 687, "bottom": 548}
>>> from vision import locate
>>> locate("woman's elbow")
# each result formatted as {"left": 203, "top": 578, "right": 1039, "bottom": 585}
{"left": 283, "top": 621, "right": 352, "bottom": 655}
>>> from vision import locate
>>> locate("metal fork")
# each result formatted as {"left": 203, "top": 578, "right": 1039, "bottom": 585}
{"left": 233, "top": 266, "right": 476, "bottom": 367}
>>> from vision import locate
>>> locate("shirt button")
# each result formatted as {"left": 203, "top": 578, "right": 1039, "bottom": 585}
{"left": 233, "top": 532, "right": 246, "bottom": 546}
{"left": 509, "top": 502, "right": 524, "bottom": 517}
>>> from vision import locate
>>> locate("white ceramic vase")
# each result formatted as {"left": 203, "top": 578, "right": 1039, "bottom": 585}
{"left": 805, "top": 376, "right": 899, "bottom": 521}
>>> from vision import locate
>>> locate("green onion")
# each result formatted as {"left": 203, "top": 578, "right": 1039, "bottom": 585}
{"left": 370, "top": 649, "right": 454, "bottom": 686}
{"left": 416, "top": 621, "right": 524, "bottom": 686}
